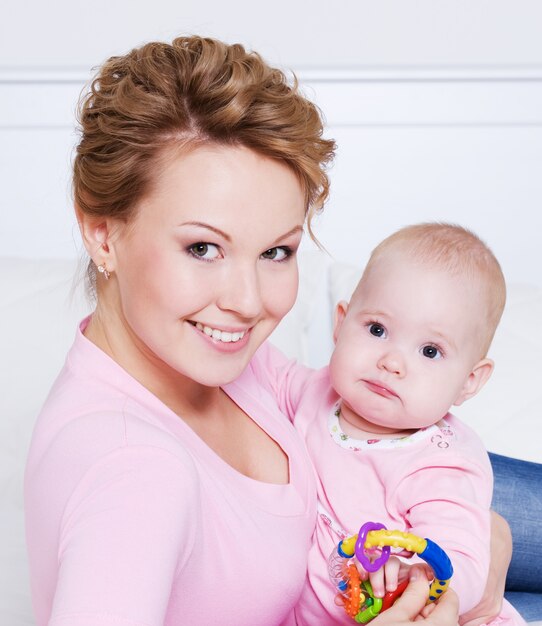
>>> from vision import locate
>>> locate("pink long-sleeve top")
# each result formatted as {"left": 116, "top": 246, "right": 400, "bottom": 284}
{"left": 24, "top": 321, "right": 316, "bottom": 626}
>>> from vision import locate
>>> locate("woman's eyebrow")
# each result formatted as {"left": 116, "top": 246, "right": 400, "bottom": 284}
{"left": 270, "top": 225, "right": 304, "bottom": 246}
{"left": 177, "top": 221, "right": 231, "bottom": 242}
{"left": 177, "top": 222, "right": 304, "bottom": 245}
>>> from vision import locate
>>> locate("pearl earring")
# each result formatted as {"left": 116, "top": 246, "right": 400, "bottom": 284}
{"left": 97, "top": 264, "right": 111, "bottom": 280}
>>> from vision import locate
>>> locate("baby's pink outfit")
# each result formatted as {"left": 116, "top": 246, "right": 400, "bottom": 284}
{"left": 24, "top": 321, "right": 316, "bottom": 626}
{"left": 261, "top": 344, "right": 526, "bottom": 626}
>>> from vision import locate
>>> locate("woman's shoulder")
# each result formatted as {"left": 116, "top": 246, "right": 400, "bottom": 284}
{"left": 32, "top": 372, "right": 195, "bottom": 465}
{"left": 32, "top": 320, "right": 196, "bottom": 458}
{"left": 27, "top": 351, "right": 199, "bottom": 503}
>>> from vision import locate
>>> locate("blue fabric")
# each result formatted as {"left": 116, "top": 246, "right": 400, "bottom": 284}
{"left": 505, "top": 592, "right": 542, "bottom": 623}
{"left": 489, "top": 452, "right": 542, "bottom": 621}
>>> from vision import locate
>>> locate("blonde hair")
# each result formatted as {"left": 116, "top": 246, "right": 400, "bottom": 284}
{"left": 73, "top": 35, "right": 336, "bottom": 282}
{"left": 359, "top": 222, "right": 506, "bottom": 355}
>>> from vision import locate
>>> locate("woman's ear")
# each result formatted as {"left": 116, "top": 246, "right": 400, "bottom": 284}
{"left": 453, "top": 358, "right": 494, "bottom": 406}
{"left": 332, "top": 300, "right": 349, "bottom": 344}
{"left": 76, "top": 205, "right": 118, "bottom": 272}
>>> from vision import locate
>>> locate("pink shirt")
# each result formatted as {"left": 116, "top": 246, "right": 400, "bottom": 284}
{"left": 24, "top": 321, "right": 316, "bottom": 626}
{"left": 260, "top": 346, "right": 525, "bottom": 626}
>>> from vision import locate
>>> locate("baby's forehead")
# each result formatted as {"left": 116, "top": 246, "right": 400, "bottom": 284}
{"left": 352, "top": 257, "right": 493, "bottom": 350}
{"left": 356, "top": 254, "right": 478, "bottom": 296}
{"left": 356, "top": 257, "right": 487, "bottom": 310}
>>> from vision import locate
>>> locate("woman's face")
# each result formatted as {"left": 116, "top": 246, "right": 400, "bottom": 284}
{"left": 108, "top": 144, "right": 306, "bottom": 386}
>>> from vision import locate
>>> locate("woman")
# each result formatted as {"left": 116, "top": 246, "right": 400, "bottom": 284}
{"left": 24, "top": 35, "right": 502, "bottom": 626}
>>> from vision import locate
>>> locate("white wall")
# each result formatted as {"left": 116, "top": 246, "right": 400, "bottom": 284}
{"left": 308, "top": 74, "right": 542, "bottom": 287}
{"left": 2, "top": 0, "right": 542, "bottom": 68}
{"left": 2, "top": 1, "right": 542, "bottom": 288}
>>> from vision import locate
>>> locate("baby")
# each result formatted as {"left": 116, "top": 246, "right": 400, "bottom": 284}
{"left": 269, "top": 223, "right": 525, "bottom": 624}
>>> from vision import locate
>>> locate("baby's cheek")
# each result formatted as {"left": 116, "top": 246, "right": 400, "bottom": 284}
{"left": 328, "top": 353, "right": 350, "bottom": 396}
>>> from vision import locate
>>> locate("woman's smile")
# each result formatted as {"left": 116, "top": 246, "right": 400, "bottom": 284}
{"left": 189, "top": 320, "right": 252, "bottom": 352}
{"left": 192, "top": 321, "right": 248, "bottom": 343}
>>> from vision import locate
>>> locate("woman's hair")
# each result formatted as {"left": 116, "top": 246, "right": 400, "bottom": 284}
{"left": 74, "top": 35, "right": 335, "bottom": 241}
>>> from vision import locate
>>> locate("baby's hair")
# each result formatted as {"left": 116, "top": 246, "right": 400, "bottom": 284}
{"left": 360, "top": 222, "right": 506, "bottom": 355}
{"left": 73, "top": 35, "right": 336, "bottom": 287}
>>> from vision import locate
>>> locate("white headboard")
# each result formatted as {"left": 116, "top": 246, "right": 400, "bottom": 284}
{"left": 2, "top": 67, "right": 542, "bottom": 289}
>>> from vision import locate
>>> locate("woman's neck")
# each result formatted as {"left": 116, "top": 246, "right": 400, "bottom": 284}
{"left": 85, "top": 304, "right": 289, "bottom": 486}
{"left": 84, "top": 305, "right": 221, "bottom": 418}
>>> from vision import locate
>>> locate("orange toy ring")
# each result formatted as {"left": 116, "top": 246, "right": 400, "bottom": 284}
{"left": 342, "top": 563, "right": 363, "bottom": 619}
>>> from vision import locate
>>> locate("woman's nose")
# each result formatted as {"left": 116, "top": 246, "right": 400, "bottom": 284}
{"left": 216, "top": 264, "right": 263, "bottom": 320}
{"left": 377, "top": 349, "right": 406, "bottom": 377}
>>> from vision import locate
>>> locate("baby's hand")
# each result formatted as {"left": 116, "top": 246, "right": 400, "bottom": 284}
{"left": 368, "top": 556, "right": 403, "bottom": 598}
{"left": 366, "top": 557, "right": 433, "bottom": 600}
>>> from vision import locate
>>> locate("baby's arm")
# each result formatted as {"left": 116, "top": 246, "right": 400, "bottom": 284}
{"left": 394, "top": 448, "right": 493, "bottom": 614}
{"left": 250, "top": 341, "right": 316, "bottom": 420}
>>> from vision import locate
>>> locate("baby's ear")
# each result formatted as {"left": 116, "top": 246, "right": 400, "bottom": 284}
{"left": 453, "top": 358, "right": 494, "bottom": 406}
{"left": 332, "top": 300, "right": 349, "bottom": 344}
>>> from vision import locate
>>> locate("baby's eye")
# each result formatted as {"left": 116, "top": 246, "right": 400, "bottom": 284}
{"left": 188, "top": 243, "right": 220, "bottom": 260}
{"left": 368, "top": 323, "right": 386, "bottom": 338}
{"left": 421, "top": 344, "right": 442, "bottom": 360}
{"left": 261, "top": 247, "right": 291, "bottom": 261}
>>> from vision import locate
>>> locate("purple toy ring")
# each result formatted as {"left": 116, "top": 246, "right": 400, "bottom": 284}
{"left": 355, "top": 521, "right": 391, "bottom": 572}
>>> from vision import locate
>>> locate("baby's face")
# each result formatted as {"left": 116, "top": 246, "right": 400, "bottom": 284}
{"left": 329, "top": 255, "right": 491, "bottom": 434}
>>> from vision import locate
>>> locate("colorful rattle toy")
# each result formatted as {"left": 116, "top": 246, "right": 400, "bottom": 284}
{"left": 328, "top": 521, "right": 453, "bottom": 623}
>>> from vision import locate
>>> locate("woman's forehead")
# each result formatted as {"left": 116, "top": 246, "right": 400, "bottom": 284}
{"left": 124, "top": 145, "right": 306, "bottom": 244}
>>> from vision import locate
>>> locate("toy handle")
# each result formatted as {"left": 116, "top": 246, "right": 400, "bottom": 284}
{"left": 419, "top": 539, "right": 453, "bottom": 601}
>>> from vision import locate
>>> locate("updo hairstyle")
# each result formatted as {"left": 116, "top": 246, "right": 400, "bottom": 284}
{"left": 74, "top": 35, "right": 335, "bottom": 248}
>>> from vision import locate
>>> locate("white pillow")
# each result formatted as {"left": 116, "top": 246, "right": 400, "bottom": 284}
{"left": 455, "top": 282, "right": 542, "bottom": 464}
{"left": 269, "top": 249, "right": 330, "bottom": 364}
{"left": 0, "top": 257, "right": 91, "bottom": 508}
{"left": 0, "top": 257, "right": 91, "bottom": 626}
{"left": 329, "top": 260, "right": 363, "bottom": 307}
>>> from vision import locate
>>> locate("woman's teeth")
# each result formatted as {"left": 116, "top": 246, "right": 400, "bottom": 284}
{"left": 195, "top": 322, "right": 246, "bottom": 343}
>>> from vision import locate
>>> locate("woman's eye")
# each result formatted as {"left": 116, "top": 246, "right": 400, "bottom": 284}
{"left": 368, "top": 323, "right": 386, "bottom": 338}
{"left": 421, "top": 345, "right": 442, "bottom": 360}
{"left": 188, "top": 243, "right": 220, "bottom": 260}
{"left": 261, "top": 246, "right": 291, "bottom": 261}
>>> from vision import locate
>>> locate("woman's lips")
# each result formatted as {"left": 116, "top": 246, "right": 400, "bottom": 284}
{"left": 193, "top": 321, "right": 247, "bottom": 343}
{"left": 189, "top": 320, "right": 251, "bottom": 352}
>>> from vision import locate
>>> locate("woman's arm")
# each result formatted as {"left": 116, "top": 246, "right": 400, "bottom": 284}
{"left": 458, "top": 510, "right": 511, "bottom": 626}
{"left": 485, "top": 452, "right": 542, "bottom": 621}
{"left": 489, "top": 452, "right": 542, "bottom": 593}
{"left": 48, "top": 447, "right": 197, "bottom": 626}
